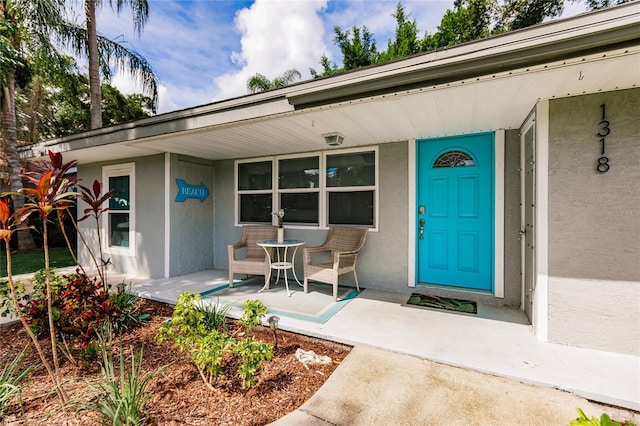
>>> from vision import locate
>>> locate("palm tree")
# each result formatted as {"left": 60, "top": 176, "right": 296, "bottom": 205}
{"left": 247, "top": 69, "right": 302, "bottom": 93}
{"left": 0, "top": 0, "right": 71, "bottom": 252}
{"left": 82, "top": 0, "right": 157, "bottom": 129}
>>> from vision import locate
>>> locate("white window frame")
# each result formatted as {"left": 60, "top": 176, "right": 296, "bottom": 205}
{"left": 235, "top": 146, "right": 378, "bottom": 229}
{"left": 324, "top": 146, "right": 378, "bottom": 229}
{"left": 277, "top": 152, "right": 322, "bottom": 227}
{"left": 102, "top": 163, "right": 136, "bottom": 257}
{"left": 235, "top": 157, "right": 275, "bottom": 225}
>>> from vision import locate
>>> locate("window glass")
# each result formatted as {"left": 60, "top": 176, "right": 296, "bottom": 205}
{"left": 236, "top": 149, "right": 377, "bottom": 228}
{"left": 239, "top": 194, "right": 272, "bottom": 223}
{"left": 109, "top": 212, "right": 130, "bottom": 247}
{"left": 280, "top": 193, "right": 319, "bottom": 224}
{"left": 328, "top": 191, "right": 374, "bottom": 226}
{"left": 278, "top": 157, "right": 319, "bottom": 189}
{"left": 109, "top": 176, "right": 130, "bottom": 210}
{"left": 433, "top": 150, "right": 475, "bottom": 168}
{"left": 326, "top": 151, "right": 375, "bottom": 187}
{"left": 238, "top": 161, "right": 272, "bottom": 190}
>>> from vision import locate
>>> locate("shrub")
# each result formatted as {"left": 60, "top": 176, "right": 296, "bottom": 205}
{"left": 109, "top": 288, "right": 148, "bottom": 335}
{"left": 0, "top": 347, "right": 36, "bottom": 419}
{"left": 85, "top": 326, "right": 166, "bottom": 426}
{"left": 24, "top": 272, "right": 117, "bottom": 346}
{"left": 234, "top": 337, "right": 274, "bottom": 389}
{"left": 157, "top": 292, "right": 274, "bottom": 389}
{"left": 196, "top": 298, "right": 231, "bottom": 332}
{"left": 571, "top": 408, "right": 637, "bottom": 426}
{"left": 240, "top": 299, "right": 268, "bottom": 333}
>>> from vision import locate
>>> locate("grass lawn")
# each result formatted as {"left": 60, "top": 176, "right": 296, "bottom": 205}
{"left": 0, "top": 247, "right": 76, "bottom": 277}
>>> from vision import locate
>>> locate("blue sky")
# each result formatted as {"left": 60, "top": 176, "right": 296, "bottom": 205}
{"left": 77, "top": 0, "right": 589, "bottom": 114}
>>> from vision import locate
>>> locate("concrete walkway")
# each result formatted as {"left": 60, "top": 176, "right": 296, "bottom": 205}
{"left": 272, "top": 346, "right": 638, "bottom": 426}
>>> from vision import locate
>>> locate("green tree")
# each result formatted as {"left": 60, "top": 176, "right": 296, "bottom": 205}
{"left": 79, "top": 0, "right": 157, "bottom": 129}
{"left": 378, "top": 2, "right": 422, "bottom": 62}
{"left": 310, "top": 54, "right": 339, "bottom": 79}
{"left": 333, "top": 25, "right": 378, "bottom": 70}
{"left": 496, "top": 0, "right": 565, "bottom": 31}
{"left": 0, "top": 0, "right": 71, "bottom": 252}
{"left": 585, "top": 0, "right": 632, "bottom": 9}
{"left": 246, "top": 69, "right": 302, "bottom": 93}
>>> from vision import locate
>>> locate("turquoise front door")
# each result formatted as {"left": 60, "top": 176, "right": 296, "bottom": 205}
{"left": 417, "top": 133, "right": 494, "bottom": 291}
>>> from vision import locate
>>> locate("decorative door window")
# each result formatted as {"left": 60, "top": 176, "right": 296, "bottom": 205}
{"left": 433, "top": 150, "right": 475, "bottom": 168}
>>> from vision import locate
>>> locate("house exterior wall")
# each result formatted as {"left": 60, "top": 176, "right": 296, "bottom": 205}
{"left": 77, "top": 154, "right": 165, "bottom": 279}
{"left": 547, "top": 88, "right": 640, "bottom": 355}
{"left": 214, "top": 139, "right": 522, "bottom": 306}
{"left": 214, "top": 142, "right": 410, "bottom": 289}
{"left": 168, "top": 154, "right": 215, "bottom": 276}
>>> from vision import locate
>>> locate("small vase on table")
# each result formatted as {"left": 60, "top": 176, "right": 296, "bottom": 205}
{"left": 277, "top": 227, "right": 284, "bottom": 243}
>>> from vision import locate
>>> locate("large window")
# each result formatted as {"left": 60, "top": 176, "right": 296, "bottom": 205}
{"left": 102, "top": 163, "right": 135, "bottom": 255}
{"left": 236, "top": 147, "right": 377, "bottom": 228}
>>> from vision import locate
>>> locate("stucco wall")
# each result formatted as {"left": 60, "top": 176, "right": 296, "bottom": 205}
{"left": 547, "top": 88, "right": 640, "bottom": 355}
{"left": 169, "top": 155, "right": 215, "bottom": 276}
{"left": 77, "top": 154, "right": 165, "bottom": 279}
{"left": 214, "top": 142, "right": 410, "bottom": 289}
{"left": 214, "top": 139, "right": 522, "bottom": 304}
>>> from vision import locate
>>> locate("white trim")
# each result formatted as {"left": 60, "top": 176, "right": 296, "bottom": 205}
{"left": 408, "top": 139, "right": 416, "bottom": 287}
{"left": 494, "top": 130, "right": 505, "bottom": 298}
{"left": 164, "top": 153, "right": 170, "bottom": 278}
{"left": 101, "top": 162, "right": 136, "bottom": 257}
{"left": 534, "top": 100, "right": 550, "bottom": 342}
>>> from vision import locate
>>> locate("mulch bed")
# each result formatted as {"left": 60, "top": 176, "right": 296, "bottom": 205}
{"left": 0, "top": 299, "right": 351, "bottom": 425}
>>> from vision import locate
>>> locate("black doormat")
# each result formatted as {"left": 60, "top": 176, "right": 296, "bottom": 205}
{"left": 407, "top": 293, "right": 477, "bottom": 314}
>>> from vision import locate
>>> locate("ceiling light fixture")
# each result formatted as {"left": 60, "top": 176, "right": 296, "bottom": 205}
{"left": 323, "top": 132, "right": 344, "bottom": 147}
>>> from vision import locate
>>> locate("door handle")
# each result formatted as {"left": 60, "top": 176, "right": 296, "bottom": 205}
{"left": 419, "top": 219, "right": 425, "bottom": 240}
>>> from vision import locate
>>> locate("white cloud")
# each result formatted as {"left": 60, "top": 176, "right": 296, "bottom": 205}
{"left": 212, "top": 0, "right": 329, "bottom": 102}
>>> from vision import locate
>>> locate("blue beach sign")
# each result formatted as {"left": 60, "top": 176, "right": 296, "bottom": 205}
{"left": 175, "top": 179, "right": 209, "bottom": 203}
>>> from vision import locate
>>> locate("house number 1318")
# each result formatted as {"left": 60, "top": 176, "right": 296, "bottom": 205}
{"left": 597, "top": 103, "right": 610, "bottom": 173}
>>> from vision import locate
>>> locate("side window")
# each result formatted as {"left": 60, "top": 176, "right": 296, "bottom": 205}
{"left": 102, "top": 163, "right": 135, "bottom": 255}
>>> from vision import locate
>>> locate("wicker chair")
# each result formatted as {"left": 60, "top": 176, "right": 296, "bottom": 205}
{"left": 303, "top": 227, "right": 368, "bottom": 302}
{"left": 228, "top": 225, "right": 277, "bottom": 287}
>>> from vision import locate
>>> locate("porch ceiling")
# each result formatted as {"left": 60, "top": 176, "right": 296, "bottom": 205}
{"left": 28, "top": 45, "right": 639, "bottom": 165}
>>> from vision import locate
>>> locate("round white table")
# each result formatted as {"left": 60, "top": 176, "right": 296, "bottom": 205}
{"left": 257, "top": 239, "right": 305, "bottom": 297}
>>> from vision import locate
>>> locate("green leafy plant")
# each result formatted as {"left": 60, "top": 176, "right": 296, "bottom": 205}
{"left": 190, "top": 330, "right": 235, "bottom": 390}
{"left": 156, "top": 292, "right": 207, "bottom": 352}
{"left": 85, "top": 326, "right": 166, "bottom": 426}
{"left": 571, "top": 408, "right": 637, "bottom": 426}
{"left": 0, "top": 279, "right": 27, "bottom": 319}
{"left": 233, "top": 337, "right": 274, "bottom": 389}
{"left": 0, "top": 347, "right": 36, "bottom": 419}
{"left": 109, "top": 288, "right": 147, "bottom": 334}
{"left": 196, "top": 298, "right": 231, "bottom": 332}
{"left": 157, "top": 292, "right": 274, "bottom": 390}
{"left": 240, "top": 299, "right": 268, "bottom": 333}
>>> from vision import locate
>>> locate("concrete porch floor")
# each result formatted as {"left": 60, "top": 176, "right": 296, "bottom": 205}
{"left": 2, "top": 267, "right": 638, "bottom": 412}
{"left": 123, "top": 268, "right": 639, "bottom": 412}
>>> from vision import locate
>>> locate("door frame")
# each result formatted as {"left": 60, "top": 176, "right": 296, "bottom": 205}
{"left": 523, "top": 101, "right": 550, "bottom": 341}
{"left": 407, "top": 131, "right": 504, "bottom": 298}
